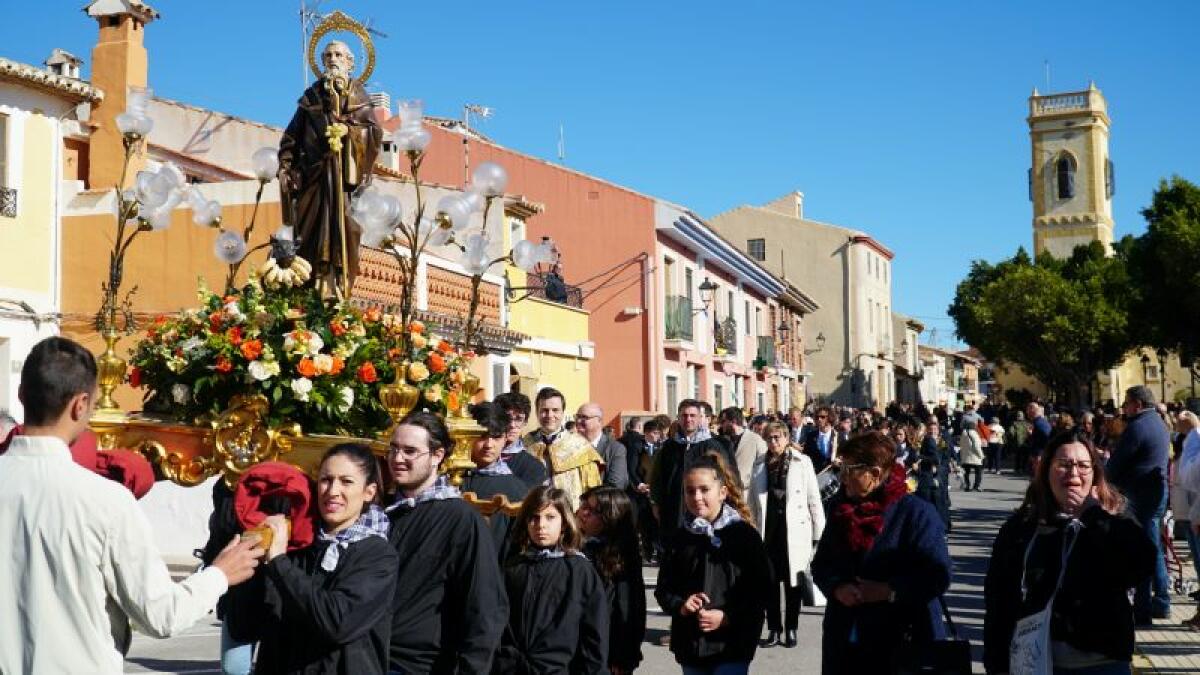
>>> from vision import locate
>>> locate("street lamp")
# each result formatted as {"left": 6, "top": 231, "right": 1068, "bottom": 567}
{"left": 1157, "top": 347, "right": 1169, "bottom": 402}
{"left": 805, "top": 331, "right": 826, "bottom": 355}
{"left": 1140, "top": 353, "right": 1151, "bottom": 386}
{"left": 694, "top": 278, "right": 718, "bottom": 314}
{"left": 894, "top": 337, "right": 909, "bottom": 360}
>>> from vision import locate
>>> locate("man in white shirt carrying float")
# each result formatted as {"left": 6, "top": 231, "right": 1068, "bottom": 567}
{"left": 0, "top": 336, "right": 263, "bottom": 674}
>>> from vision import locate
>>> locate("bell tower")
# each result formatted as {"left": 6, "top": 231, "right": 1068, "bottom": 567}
{"left": 1027, "top": 82, "right": 1115, "bottom": 258}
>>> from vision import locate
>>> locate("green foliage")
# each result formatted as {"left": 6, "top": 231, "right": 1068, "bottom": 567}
{"left": 948, "top": 241, "right": 1135, "bottom": 405}
{"left": 1126, "top": 176, "right": 1200, "bottom": 361}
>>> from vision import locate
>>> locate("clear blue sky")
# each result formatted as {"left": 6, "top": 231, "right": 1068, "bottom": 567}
{"left": 7, "top": 2, "right": 1199, "bottom": 346}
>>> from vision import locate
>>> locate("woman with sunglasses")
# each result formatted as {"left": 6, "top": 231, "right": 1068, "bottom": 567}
{"left": 812, "top": 432, "right": 952, "bottom": 674}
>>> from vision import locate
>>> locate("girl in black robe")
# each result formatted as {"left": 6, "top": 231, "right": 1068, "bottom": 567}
{"left": 494, "top": 485, "right": 609, "bottom": 674}
{"left": 655, "top": 453, "right": 772, "bottom": 674}
{"left": 579, "top": 486, "right": 647, "bottom": 673}
{"left": 244, "top": 443, "right": 398, "bottom": 675}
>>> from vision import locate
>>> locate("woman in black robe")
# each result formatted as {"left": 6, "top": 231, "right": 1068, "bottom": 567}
{"left": 579, "top": 486, "right": 647, "bottom": 673}
{"left": 244, "top": 443, "right": 398, "bottom": 674}
{"left": 495, "top": 486, "right": 609, "bottom": 674}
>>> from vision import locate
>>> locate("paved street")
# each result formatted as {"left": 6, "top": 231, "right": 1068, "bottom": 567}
{"left": 125, "top": 472, "right": 1030, "bottom": 674}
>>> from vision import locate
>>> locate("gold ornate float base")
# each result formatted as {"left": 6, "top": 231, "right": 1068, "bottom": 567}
{"left": 90, "top": 394, "right": 383, "bottom": 488}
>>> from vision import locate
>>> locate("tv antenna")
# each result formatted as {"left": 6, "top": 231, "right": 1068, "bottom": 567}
{"left": 462, "top": 104, "right": 495, "bottom": 183}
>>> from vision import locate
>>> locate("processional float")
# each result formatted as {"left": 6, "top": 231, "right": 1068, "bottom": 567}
{"left": 88, "top": 12, "right": 553, "bottom": 515}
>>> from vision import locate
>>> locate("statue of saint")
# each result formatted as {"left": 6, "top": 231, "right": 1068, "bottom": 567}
{"left": 278, "top": 40, "right": 382, "bottom": 297}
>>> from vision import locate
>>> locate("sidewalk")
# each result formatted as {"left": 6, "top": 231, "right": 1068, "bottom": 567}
{"left": 1133, "top": 534, "right": 1200, "bottom": 673}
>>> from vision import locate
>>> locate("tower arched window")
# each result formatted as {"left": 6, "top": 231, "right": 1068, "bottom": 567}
{"left": 1056, "top": 154, "right": 1076, "bottom": 200}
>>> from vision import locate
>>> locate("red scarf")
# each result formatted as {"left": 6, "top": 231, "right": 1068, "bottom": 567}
{"left": 831, "top": 464, "right": 908, "bottom": 553}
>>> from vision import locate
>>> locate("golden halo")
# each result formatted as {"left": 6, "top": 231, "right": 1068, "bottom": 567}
{"left": 306, "top": 10, "right": 375, "bottom": 85}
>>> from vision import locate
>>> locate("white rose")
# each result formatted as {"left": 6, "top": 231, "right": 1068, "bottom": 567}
{"left": 248, "top": 359, "right": 280, "bottom": 381}
{"left": 291, "top": 377, "right": 313, "bottom": 402}
{"left": 171, "top": 383, "right": 190, "bottom": 404}
{"left": 180, "top": 336, "right": 204, "bottom": 354}
{"left": 224, "top": 301, "right": 244, "bottom": 322}
{"left": 339, "top": 386, "right": 355, "bottom": 411}
{"left": 305, "top": 332, "right": 324, "bottom": 356}
{"left": 313, "top": 353, "right": 334, "bottom": 374}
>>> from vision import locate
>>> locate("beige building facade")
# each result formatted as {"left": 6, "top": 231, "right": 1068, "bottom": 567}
{"left": 709, "top": 192, "right": 895, "bottom": 409}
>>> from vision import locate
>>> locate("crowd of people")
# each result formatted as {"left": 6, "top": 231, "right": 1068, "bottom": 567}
{"left": 3, "top": 335, "right": 1200, "bottom": 673}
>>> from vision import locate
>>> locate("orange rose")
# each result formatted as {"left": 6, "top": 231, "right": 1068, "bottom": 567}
{"left": 330, "top": 319, "right": 348, "bottom": 337}
{"left": 240, "top": 339, "right": 263, "bottom": 361}
{"left": 409, "top": 320, "right": 425, "bottom": 334}
{"left": 330, "top": 356, "right": 345, "bottom": 375}
{"left": 209, "top": 311, "right": 224, "bottom": 330}
{"left": 427, "top": 352, "right": 447, "bottom": 374}
{"left": 364, "top": 308, "right": 382, "bottom": 323}
{"left": 215, "top": 356, "right": 233, "bottom": 373}
{"left": 297, "top": 358, "right": 317, "bottom": 378}
{"left": 437, "top": 340, "right": 453, "bottom": 354}
{"left": 223, "top": 295, "right": 238, "bottom": 305}
{"left": 357, "top": 362, "right": 378, "bottom": 383}
{"left": 446, "top": 391, "right": 460, "bottom": 412}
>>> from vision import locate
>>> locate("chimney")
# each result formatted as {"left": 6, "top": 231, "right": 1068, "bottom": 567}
{"left": 44, "top": 48, "right": 84, "bottom": 79}
{"left": 762, "top": 191, "right": 804, "bottom": 220}
{"left": 84, "top": 0, "right": 159, "bottom": 189}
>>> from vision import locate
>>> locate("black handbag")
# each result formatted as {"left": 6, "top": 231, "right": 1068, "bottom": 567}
{"left": 892, "top": 595, "right": 973, "bottom": 675}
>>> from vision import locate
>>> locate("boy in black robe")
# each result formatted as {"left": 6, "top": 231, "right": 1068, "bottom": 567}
{"left": 463, "top": 402, "right": 530, "bottom": 563}
{"left": 496, "top": 391, "right": 549, "bottom": 489}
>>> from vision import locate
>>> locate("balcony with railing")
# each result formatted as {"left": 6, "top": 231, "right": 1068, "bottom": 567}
{"left": 522, "top": 271, "right": 583, "bottom": 308}
{"left": 0, "top": 187, "right": 16, "bottom": 218}
{"left": 754, "top": 336, "right": 776, "bottom": 369}
{"left": 713, "top": 316, "right": 737, "bottom": 360}
{"left": 664, "top": 295, "right": 694, "bottom": 344}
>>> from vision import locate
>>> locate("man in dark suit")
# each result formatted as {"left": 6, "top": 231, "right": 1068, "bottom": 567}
{"left": 575, "top": 402, "right": 628, "bottom": 489}
{"left": 622, "top": 418, "right": 663, "bottom": 562}
{"left": 802, "top": 407, "right": 839, "bottom": 473}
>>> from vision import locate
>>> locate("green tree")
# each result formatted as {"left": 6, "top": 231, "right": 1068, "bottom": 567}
{"left": 948, "top": 241, "right": 1136, "bottom": 408}
{"left": 1127, "top": 176, "right": 1200, "bottom": 364}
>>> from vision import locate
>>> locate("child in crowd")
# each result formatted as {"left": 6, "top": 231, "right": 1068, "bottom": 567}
{"left": 578, "top": 486, "right": 647, "bottom": 674}
{"left": 655, "top": 454, "right": 772, "bottom": 675}
{"left": 246, "top": 444, "right": 399, "bottom": 674}
{"left": 495, "top": 486, "right": 609, "bottom": 674}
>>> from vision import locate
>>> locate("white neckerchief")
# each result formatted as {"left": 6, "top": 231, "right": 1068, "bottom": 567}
{"left": 686, "top": 503, "right": 742, "bottom": 548}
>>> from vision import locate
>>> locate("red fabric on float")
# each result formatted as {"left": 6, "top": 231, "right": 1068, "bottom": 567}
{"left": 94, "top": 449, "right": 156, "bottom": 499}
{"left": 233, "top": 460, "right": 315, "bottom": 551}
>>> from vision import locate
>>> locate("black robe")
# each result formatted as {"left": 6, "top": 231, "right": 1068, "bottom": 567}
{"left": 655, "top": 521, "right": 772, "bottom": 668}
{"left": 462, "top": 471, "right": 529, "bottom": 563}
{"left": 506, "top": 450, "right": 549, "bottom": 490}
{"left": 387, "top": 498, "right": 507, "bottom": 674}
{"left": 241, "top": 536, "right": 398, "bottom": 675}
{"left": 494, "top": 553, "right": 609, "bottom": 674}
{"left": 582, "top": 538, "right": 647, "bottom": 671}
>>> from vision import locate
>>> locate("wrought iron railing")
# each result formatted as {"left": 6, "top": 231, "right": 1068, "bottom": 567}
{"left": 523, "top": 271, "right": 583, "bottom": 308}
{"left": 665, "top": 295, "right": 693, "bottom": 342}
{"left": 714, "top": 315, "right": 737, "bottom": 355}
{"left": 0, "top": 187, "right": 16, "bottom": 218}
{"left": 756, "top": 336, "right": 776, "bottom": 367}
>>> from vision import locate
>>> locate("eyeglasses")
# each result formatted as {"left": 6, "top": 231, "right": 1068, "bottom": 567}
{"left": 841, "top": 463, "right": 873, "bottom": 473}
{"left": 574, "top": 414, "right": 598, "bottom": 422}
{"left": 1052, "top": 460, "right": 1093, "bottom": 474}
{"left": 388, "top": 445, "right": 432, "bottom": 460}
